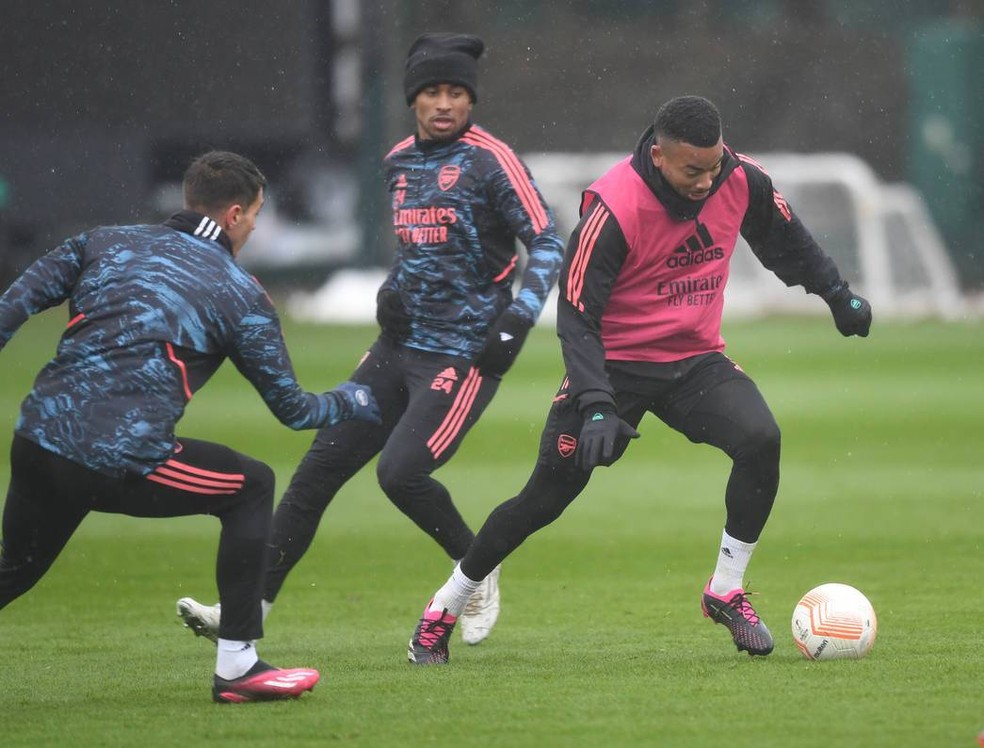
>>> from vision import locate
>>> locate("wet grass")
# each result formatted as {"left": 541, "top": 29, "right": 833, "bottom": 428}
{"left": 1, "top": 309, "right": 982, "bottom": 747}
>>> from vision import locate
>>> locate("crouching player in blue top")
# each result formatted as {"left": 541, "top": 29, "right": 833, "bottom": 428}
{"left": 0, "top": 151, "right": 380, "bottom": 703}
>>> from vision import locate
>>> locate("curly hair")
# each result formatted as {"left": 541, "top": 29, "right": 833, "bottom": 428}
{"left": 654, "top": 96, "right": 722, "bottom": 147}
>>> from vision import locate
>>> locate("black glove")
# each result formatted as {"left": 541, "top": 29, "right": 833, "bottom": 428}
{"left": 376, "top": 289, "right": 411, "bottom": 341}
{"left": 822, "top": 282, "right": 872, "bottom": 337}
{"left": 474, "top": 311, "right": 532, "bottom": 377}
{"left": 330, "top": 381, "right": 382, "bottom": 424}
{"left": 575, "top": 406, "right": 640, "bottom": 471}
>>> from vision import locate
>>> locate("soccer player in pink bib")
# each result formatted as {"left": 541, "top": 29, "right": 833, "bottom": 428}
{"left": 407, "top": 95, "right": 871, "bottom": 664}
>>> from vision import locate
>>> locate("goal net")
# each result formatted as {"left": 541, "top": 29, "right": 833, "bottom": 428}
{"left": 287, "top": 151, "right": 966, "bottom": 325}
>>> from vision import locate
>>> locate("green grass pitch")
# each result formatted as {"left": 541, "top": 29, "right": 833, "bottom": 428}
{"left": 1, "top": 307, "right": 982, "bottom": 747}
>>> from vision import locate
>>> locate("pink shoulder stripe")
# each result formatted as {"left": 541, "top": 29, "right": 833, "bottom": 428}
{"left": 736, "top": 151, "right": 791, "bottom": 220}
{"left": 462, "top": 127, "right": 549, "bottom": 234}
{"left": 385, "top": 135, "right": 416, "bottom": 159}
{"left": 736, "top": 151, "right": 769, "bottom": 175}
{"left": 566, "top": 200, "right": 610, "bottom": 311}
{"left": 464, "top": 127, "right": 548, "bottom": 232}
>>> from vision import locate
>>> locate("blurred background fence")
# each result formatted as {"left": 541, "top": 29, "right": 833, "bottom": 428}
{"left": 1, "top": 0, "right": 981, "bottom": 316}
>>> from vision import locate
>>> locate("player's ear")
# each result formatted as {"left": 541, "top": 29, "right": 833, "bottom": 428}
{"left": 221, "top": 203, "right": 244, "bottom": 232}
{"left": 650, "top": 143, "right": 663, "bottom": 169}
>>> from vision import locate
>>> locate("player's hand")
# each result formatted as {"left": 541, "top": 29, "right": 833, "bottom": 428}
{"left": 376, "top": 289, "right": 411, "bottom": 341}
{"left": 474, "top": 311, "right": 532, "bottom": 377}
{"left": 823, "top": 282, "right": 872, "bottom": 337}
{"left": 331, "top": 381, "right": 382, "bottom": 424}
{"left": 575, "top": 407, "right": 639, "bottom": 471}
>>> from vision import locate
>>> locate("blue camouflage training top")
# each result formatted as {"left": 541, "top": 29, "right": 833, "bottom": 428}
{"left": 0, "top": 211, "right": 349, "bottom": 477}
{"left": 382, "top": 123, "right": 564, "bottom": 356}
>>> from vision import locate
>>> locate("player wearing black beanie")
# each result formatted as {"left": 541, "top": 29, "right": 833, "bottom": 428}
{"left": 403, "top": 32, "right": 484, "bottom": 104}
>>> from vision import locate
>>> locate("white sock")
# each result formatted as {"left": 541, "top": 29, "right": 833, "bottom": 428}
{"left": 430, "top": 563, "right": 480, "bottom": 617}
{"left": 710, "top": 530, "right": 756, "bottom": 596}
{"left": 215, "top": 638, "right": 259, "bottom": 680}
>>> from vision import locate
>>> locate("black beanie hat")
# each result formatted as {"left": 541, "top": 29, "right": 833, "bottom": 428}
{"left": 404, "top": 32, "right": 484, "bottom": 105}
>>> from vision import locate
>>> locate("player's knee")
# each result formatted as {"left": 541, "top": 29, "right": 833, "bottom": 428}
{"left": 375, "top": 458, "right": 413, "bottom": 503}
{"left": 241, "top": 458, "right": 275, "bottom": 512}
{"left": 740, "top": 418, "right": 781, "bottom": 462}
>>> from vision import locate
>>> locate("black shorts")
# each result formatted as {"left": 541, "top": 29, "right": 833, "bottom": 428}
{"left": 537, "top": 352, "right": 776, "bottom": 470}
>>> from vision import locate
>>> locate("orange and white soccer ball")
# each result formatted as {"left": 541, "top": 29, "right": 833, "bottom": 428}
{"left": 791, "top": 583, "right": 877, "bottom": 660}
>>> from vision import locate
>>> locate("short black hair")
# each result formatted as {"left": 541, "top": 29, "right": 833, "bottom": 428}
{"left": 183, "top": 151, "right": 267, "bottom": 213}
{"left": 654, "top": 96, "right": 722, "bottom": 148}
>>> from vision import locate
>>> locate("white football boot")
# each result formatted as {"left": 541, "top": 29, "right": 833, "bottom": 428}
{"left": 177, "top": 597, "right": 221, "bottom": 643}
{"left": 459, "top": 564, "right": 501, "bottom": 645}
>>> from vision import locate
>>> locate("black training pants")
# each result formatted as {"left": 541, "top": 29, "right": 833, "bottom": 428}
{"left": 460, "top": 353, "right": 781, "bottom": 581}
{"left": 263, "top": 336, "right": 499, "bottom": 602}
{"left": 0, "top": 435, "right": 273, "bottom": 641}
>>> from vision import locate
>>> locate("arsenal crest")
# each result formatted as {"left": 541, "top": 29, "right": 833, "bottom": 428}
{"left": 438, "top": 164, "right": 460, "bottom": 191}
{"left": 557, "top": 434, "right": 577, "bottom": 458}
